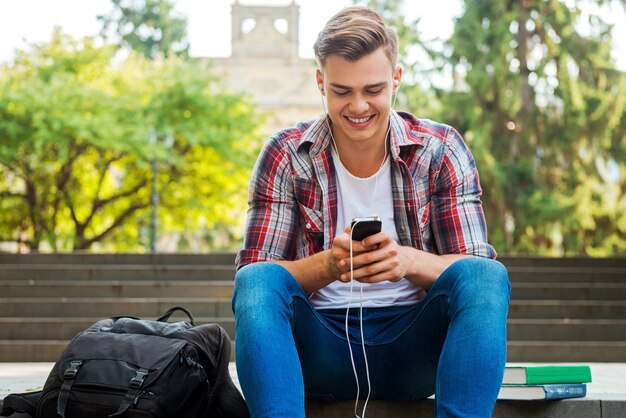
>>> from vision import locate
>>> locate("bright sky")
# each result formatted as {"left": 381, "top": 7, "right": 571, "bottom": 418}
{"left": 0, "top": 0, "right": 624, "bottom": 69}
{"left": 0, "top": 0, "right": 460, "bottom": 61}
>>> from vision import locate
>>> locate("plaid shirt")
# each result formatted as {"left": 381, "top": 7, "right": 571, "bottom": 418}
{"left": 236, "top": 111, "right": 496, "bottom": 269}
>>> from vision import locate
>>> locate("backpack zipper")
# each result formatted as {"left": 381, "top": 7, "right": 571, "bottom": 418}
{"left": 133, "top": 390, "right": 155, "bottom": 406}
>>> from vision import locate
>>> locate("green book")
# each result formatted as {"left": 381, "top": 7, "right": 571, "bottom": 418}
{"left": 502, "top": 365, "right": 592, "bottom": 385}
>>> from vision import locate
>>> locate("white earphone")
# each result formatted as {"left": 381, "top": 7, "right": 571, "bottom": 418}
{"left": 316, "top": 74, "right": 400, "bottom": 418}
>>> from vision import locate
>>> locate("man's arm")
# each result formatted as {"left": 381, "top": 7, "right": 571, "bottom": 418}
{"left": 274, "top": 251, "right": 334, "bottom": 294}
{"left": 397, "top": 247, "right": 469, "bottom": 289}
{"left": 274, "top": 226, "right": 367, "bottom": 294}
{"left": 429, "top": 127, "right": 497, "bottom": 259}
{"left": 237, "top": 128, "right": 348, "bottom": 294}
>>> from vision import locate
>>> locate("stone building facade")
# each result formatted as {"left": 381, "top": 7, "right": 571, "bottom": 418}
{"left": 208, "top": 1, "right": 321, "bottom": 135}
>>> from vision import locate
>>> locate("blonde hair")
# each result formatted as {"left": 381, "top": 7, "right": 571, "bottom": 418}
{"left": 313, "top": 6, "right": 399, "bottom": 69}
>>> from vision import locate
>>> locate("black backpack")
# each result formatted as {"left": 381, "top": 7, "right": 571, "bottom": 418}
{"left": 1, "top": 307, "right": 249, "bottom": 418}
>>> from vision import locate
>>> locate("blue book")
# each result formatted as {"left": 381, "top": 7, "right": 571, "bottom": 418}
{"left": 498, "top": 383, "right": 587, "bottom": 400}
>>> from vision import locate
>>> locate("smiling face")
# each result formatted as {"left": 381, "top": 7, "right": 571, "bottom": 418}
{"left": 317, "top": 47, "right": 402, "bottom": 152}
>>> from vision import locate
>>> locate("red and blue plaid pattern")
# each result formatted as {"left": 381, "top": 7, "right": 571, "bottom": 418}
{"left": 236, "top": 111, "right": 496, "bottom": 269}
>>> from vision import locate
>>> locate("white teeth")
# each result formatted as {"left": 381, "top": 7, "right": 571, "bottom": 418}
{"left": 347, "top": 116, "right": 370, "bottom": 124}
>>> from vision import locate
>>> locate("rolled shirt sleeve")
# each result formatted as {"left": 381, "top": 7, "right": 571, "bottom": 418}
{"left": 430, "top": 127, "right": 497, "bottom": 259}
{"left": 236, "top": 135, "right": 299, "bottom": 269}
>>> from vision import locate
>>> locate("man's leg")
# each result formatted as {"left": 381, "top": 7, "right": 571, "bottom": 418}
{"left": 232, "top": 258, "right": 509, "bottom": 417}
{"left": 432, "top": 257, "right": 510, "bottom": 418}
{"left": 351, "top": 257, "right": 508, "bottom": 415}
{"left": 294, "top": 258, "right": 508, "bottom": 410}
{"left": 232, "top": 262, "right": 308, "bottom": 418}
{"left": 233, "top": 262, "right": 367, "bottom": 416}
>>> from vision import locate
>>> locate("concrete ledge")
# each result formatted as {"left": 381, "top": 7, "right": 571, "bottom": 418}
{"left": 3, "top": 397, "right": 624, "bottom": 418}
{"left": 2, "top": 363, "right": 626, "bottom": 418}
{"left": 305, "top": 397, "right": 622, "bottom": 418}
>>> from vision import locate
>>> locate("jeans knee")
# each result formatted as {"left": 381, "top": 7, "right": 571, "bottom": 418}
{"left": 486, "top": 259, "right": 510, "bottom": 300}
{"left": 232, "top": 262, "right": 299, "bottom": 316}
{"left": 446, "top": 257, "right": 510, "bottom": 308}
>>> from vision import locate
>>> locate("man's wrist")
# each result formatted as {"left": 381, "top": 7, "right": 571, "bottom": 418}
{"left": 275, "top": 250, "right": 336, "bottom": 294}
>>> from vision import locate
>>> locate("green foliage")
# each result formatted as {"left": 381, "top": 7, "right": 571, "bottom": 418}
{"left": 98, "top": 0, "right": 189, "bottom": 58}
{"left": 0, "top": 30, "right": 264, "bottom": 252}
{"left": 355, "top": 0, "right": 626, "bottom": 255}
{"left": 2, "top": 0, "right": 625, "bottom": 255}
{"left": 444, "top": 0, "right": 626, "bottom": 255}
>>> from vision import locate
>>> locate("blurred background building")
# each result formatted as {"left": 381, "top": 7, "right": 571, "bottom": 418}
{"left": 206, "top": 1, "right": 321, "bottom": 134}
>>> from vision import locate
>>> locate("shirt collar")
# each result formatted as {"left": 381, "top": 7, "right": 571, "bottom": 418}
{"left": 297, "top": 111, "right": 425, "bottom": 158}
{"left": 297, "top": 115, "right": 332, "bottom": 156}
{"left": 388, "top": 111, "right": 425, "bottom": 160}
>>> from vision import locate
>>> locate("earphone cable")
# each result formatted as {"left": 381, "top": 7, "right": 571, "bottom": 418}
{"left": 320, "top": 79, "right": 399, "bottom": 418}
{"left": 346, "top": 227, "right": 361, "bottom": 417}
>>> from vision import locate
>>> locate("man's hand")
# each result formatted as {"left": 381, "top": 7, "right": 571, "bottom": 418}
{"left": 329, "top": 226, "right": 377, "bottom": 282}
{"left": 336, "top": 228, "right": 470, "bottom": 290}
{"left": 277, "top": 226, "right": 470, "bottom": 294}
{"left": 336, "top": 230, "right": 409, "bottom": 284}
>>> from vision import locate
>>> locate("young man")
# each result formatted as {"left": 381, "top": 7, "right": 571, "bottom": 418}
{"left": 232, "top": 6, "right": 509, "bottom": 418}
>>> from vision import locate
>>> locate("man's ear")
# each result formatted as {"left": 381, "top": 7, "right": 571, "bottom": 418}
{"left": 393, "top": 66, "right": 403, "bottom": 93}
{"left": 316, "top": 69, "right": 325, "bottom": 95}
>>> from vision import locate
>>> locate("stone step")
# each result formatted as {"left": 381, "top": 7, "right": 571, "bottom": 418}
{"left": 499, "top": 255, "right": 626, "bottom": 268}
{"left": 2, "top": 363, "right": 625, "bottom": 418}
{"left": 13, "top": 399, "right": 616, "bottom": 418}
{"left": 0, "top": 317, "right": 237, "bottom": 340}
{"left": 0, "top": 265, "right": 236, "bottom": 281}
{"left": 0, "top": 340, "right": 68, "bottom": 362}
{"left": 1, "top": 264, "right": 625, "bottom": 282}
{"left": 2, "top": 280, "right": 625, "bottom": 300}
{"left": 2, "top": 298, "right": 625, "bottom": 320}
{"left": 511, "top": 282, "right": 626, "bottom": 300}
{"left": 0, "top": 340, "right": 238, "bottom": 363}
{"left": 3, "top": 317, "right": 624, "bottom": 342}
{"left": 2, "top": 253, "right": 625, "bottom": 269}
{"left": 0, "top": 280, "right": 235, "bottom": 298}
{"left": 0, "top": 252, "right": 236, "bottom": 265}
{"left": 1, "top": 339, "right": 623, "bottom": 363}
{"left": 0, "top": 298, "right": 233, "bottom": 318}
{"left": 506, "top": 319, "right": 626, "bottom": 341}
{"left": 507, "top": 340, "right": 626, "bottom": 362}
{"left": 507, "top": 300, "right": 626, "bottom": 319}
{"left": 506, "top": 267, "right": 626, "bottom": 282}
{"left": 305, "top": 397, "right": 625, "bottom": 418}
{"left": 0, "top": 297, "right": 626, "bottom": 319}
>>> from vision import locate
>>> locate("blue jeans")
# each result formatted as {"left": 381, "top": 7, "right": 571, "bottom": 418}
{"left": 232, "top": 257, "right": 510, "bottom": 418}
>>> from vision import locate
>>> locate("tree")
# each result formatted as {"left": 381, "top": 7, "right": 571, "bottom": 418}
{"left": 443, "top": 0, "right": 626, "bottom": 255}
{"left": 0, "top": 30, "right": 264, "bottom": 252}
{"left": 354, "top": 0, "right": 626, "bottom": 255}
{"left": 98, "top": 0, "right": 189, "bottom": 59}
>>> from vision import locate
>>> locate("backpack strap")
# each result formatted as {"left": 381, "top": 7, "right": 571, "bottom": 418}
{"left": 108, "top": 368, "right": 149, "bottom": 418}
{"left": 157, "top": 306, "right": 195, "bottom": 325}
{"left": 0, "top": 391, "right": 41, "bottom": 417}
{"left": 57, "top": 360, "right": 83, "bottom": 418}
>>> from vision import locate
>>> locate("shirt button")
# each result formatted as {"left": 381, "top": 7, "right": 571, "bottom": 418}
{"left": 305, "top": 223, "right": 312, "bottom": 229}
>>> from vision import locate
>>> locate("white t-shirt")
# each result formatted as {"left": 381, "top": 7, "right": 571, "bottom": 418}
{"left": 309, "top": 147, "right": 425, "bottom": 309}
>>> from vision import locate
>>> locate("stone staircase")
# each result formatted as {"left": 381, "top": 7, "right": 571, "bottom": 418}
{"left": 502, "top": 256, "right": 626, "bottom": 362}
{"left": 0, "top": 253, "right": 625, "bottom": 362}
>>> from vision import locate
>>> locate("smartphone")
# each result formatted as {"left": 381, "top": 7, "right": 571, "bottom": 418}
{"left": 350, "top": 216, "right": 382, "bottom": 241}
